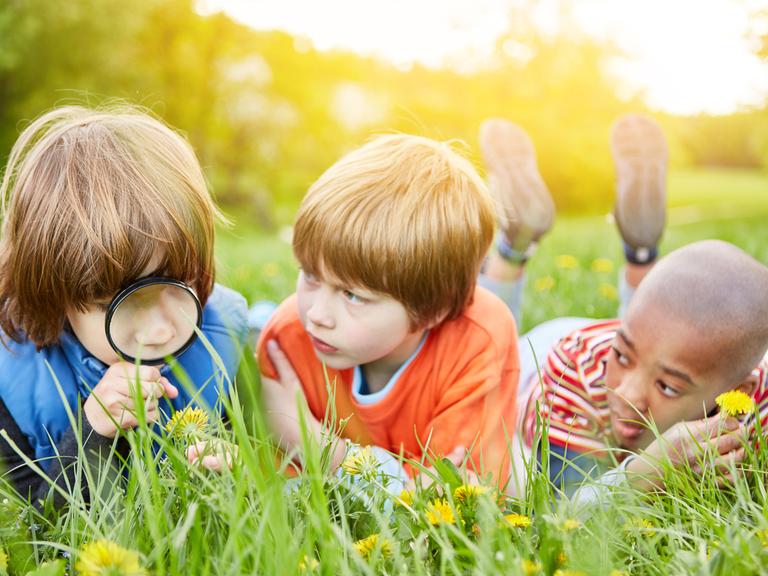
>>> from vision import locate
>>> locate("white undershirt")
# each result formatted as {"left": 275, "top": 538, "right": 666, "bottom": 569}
{"left": 351, "top": 332, "right": 428, "bottom": 405}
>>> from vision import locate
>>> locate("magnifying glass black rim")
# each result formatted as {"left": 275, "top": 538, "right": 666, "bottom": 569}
{"left": 104, "top": 276, "right": 203, "bottom": 366}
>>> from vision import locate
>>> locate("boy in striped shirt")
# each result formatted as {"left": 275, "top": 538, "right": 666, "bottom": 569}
{"left": 480, "top": 116, "right": 768, "bottom": 496}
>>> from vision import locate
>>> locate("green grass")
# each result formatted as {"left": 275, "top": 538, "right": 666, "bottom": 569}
{"left": 2, "top": 167, "right": 768, "bottom": 575}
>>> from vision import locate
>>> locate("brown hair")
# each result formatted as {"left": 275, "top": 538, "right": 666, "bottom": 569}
{"left": 293, "top": 134, "right": 495, "bottom": 329}
{"left": 0, "top": 105, "right": 222, "bottom": 347}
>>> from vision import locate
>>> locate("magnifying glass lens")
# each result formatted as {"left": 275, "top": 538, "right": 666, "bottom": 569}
{"left": 106, "top": 280, "right": 201, "bottom": 365}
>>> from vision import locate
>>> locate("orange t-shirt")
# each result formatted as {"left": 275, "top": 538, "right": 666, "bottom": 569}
{"left": 256, "top": 286, "right": 520, "bottom": 483}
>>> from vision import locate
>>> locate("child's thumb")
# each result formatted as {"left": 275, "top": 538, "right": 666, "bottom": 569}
{"left": 162, "top": 378, "right": 179, "bottom": 399}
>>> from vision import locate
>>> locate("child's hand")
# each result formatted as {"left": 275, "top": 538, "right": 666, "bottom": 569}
{"left": 84, "top": 362, "right": 179, "bottom": 438}
{"left": 186, "top": 440, "right": 238, "bottom": 472}
{"left": 627, "top": 415, "right": 744, "bottom": 491}
{"left": 261, "top": 339, "right": 316, "bottom": 449}
{"left": 260, "top": 340, "right": 346, "bottom": 466}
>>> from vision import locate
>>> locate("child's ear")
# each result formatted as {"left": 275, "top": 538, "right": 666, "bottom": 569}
{"left": 734, "top": 373, "right": 759, "bottom": 397}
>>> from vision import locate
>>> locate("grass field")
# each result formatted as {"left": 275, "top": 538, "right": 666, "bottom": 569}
{"left": 1, "top": 167, "right": 767, "bottom": 575}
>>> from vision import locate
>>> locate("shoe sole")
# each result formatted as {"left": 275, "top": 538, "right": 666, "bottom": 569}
{"left": 610, "top": 114, "right": 668, "bottom": 250}
{"left": 479, "top": 119, "right": 554, "bottom": 243}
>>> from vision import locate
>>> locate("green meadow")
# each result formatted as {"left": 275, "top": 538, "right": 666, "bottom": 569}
{"left": 1, "top": 166, "right": 767, "bottom": 575}
{"left": 2, "top": 0, "right": 767, "bottom": 571}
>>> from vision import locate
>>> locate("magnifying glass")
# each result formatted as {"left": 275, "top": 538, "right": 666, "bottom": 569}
{"left": 104, "top": 277, "right": 202, "bottom": 365}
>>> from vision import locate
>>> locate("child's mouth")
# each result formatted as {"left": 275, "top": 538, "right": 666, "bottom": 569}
{"left": 611, "top": 414, "right": 645, "bottom": 441}
{"left": 309, "top": 334, "right": 339, "bottom": 354}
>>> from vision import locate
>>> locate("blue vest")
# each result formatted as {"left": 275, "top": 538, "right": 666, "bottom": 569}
{"left": 0, "top": 284, "right": 248, "bottom": 465}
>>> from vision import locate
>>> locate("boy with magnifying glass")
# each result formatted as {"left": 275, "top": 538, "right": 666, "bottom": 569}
{"left": 0, "top": 105, "right": 248, "bottom": 504}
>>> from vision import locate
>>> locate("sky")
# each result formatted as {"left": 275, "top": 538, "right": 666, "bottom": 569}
{"left": 199, "top": 0, "right": 768, "bottom": 115}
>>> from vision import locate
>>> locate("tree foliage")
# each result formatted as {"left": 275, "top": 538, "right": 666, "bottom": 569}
{"left": 0, "top": 0, "right": 765, "bottom": 224}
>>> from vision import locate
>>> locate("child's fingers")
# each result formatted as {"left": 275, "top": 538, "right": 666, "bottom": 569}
{"left": 112, "top": 362, "right": 162, "bottom": 383}
{"left": 715, "top": 474, "right": 735, "bottom": 489}
{"left": 134, "top": 378, "right": 164, "bottom": 400}
{"left": 117, "top": 411, "right": 139, "bottom": 430}
{"left": 186, "top": 441, "right": 206, "bottom": 463}
{"left": 266, "top": 340, "right": 300, "bottom": 387}
{"left": 676, "top": 417, "right": 743, "bottom": 461}
{"left": 162, "top": 379, "right": 179, "bottom": 399}
{"left": 136, "top": 365, "right": 162, "bottom": 382}
{"left": 140, "top": 377, "right": 176, "bottom": 400}
{"left": 719, "top": 415, "right": 741, "bottom": 431}
{"left": 145, "top": 407, "right": 159, "bottom": 424}
{"left": 106, "top": 374, "right": 162, "bottom": 398}
{"left": 685, "top": 415, "right": 737, "bottom": 441}
{"left": 690, "top": 448, "right": 745, "bottom": 477}
{"left": 714, "top": 451, "right": 745, "bottom": 488}
{"left": 200, "top": 455, "right": 225, "bottom": 471}
{"left": 718, "top": 447, "right": 746, "bottom": 467}
{"left": 186, "top": 441, "right": 235, "bottom": 471}
{"left": 117, "top": 397, "right": 137, "bottom": 412}
{"left": 713, "top": 431, "right": 744, "bottom": 455}
{"left": 444, "top": 446, "right": 467, "bottom": 467}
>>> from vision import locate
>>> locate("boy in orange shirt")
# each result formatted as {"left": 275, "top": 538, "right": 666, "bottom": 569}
{"left": 255, "top": 134, "right": 519, "bottom": 484}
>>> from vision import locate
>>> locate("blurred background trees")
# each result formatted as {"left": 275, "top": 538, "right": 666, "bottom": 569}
{"left": 0, "top": 0, "right": 765, "bottom": 225}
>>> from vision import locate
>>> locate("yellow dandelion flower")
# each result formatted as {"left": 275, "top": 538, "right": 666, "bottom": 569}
{"left": 341, "top": 446, "right": 379, "bottom": 479}
{"left": 425, "top": 498, "right": 456, "bottom": 525}
{"left": 298, "top": 555, "right": 319, "bottom": 572}
{"left": 471, "top": 523, "right": 481, "bottom": 536}
{"left": 534, "top": 276, "right": 555, "bottom": 292}
{"left": 353, "top": 534, "right": 392, "bottom": 560}
{"left": 504, "top": 513, "right": 532, "bottom": 528}
{"left": 453, "top": 484, "right": 489, "bottom": 503}
{"left": 591, "top": 258, "right": 614, "bottom": 273}
{"left": 556, "top": 551, "right": 567, "bottom": 566}
{"left": 0, "top": 548, "right": 6, "bottom": 572}
{"left": 521, "top": 559, "right": 542, "bottom": 575}
{"left": 716, "top": 390, "right": 755, "bottom": 417}
{"left": 599, "top": 283, "right": 618, "bottom": 301}
{"left": 562, "top": 518, "right": 581, "bottom": 531}
{"left": 554, "top": 571, "right": 586, "bottom": 576}
{"left": 610, "top": 571, "right": 629, "bottom": 576}
{"left": 75, "top": 540, "right": 147, "bottom": 576}
{"left": 555, "top": 255, "right": 579, "bottom": 269}
{"left": 396, "top": 489, "right": 414, "bottom": 507}
{"left": 625, "top": 517, "right": 656, "bottom": 536}
{"left": 165, "top": 407, "right": 209, "bottom": 439}
{"left": 757, "top": 529, "right": 768, "bottom": 547}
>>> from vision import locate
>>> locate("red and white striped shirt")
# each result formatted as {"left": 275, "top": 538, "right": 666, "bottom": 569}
{"left": 519, "top": 320, "right": 768, "bottom": 455}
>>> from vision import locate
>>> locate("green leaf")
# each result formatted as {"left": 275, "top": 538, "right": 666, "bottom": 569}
{"left": 431, "top": 457, "right": 463, "bottom": 490}
{"left": 24, "top": 560, "right": 65, "bottom": 576}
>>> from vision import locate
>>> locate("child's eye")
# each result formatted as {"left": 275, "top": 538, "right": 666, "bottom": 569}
{"left": 342, "top": 289, "right": 365, "bottom": 304}
{"left": 657, "top": 381, "right": 681, "bottom": 398}
{"left": 612, "top": 346, "right": 630, "bottom": 367}
{"left": 302, "top": 271, "right": 319, "bottom": 286}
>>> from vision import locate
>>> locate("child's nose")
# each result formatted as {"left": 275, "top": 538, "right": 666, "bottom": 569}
{"left": 135, "top": 312, "right": 176, "bottom": 346}
{"left": 614, "top": 374, "right": 649, "bottom": 414}
{"left": 306, "top": 293, "right": 335, "bottom": 329}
